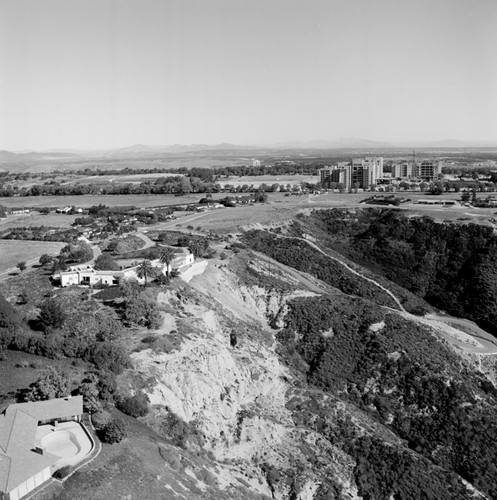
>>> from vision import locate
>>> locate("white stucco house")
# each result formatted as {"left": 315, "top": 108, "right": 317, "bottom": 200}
{"left": 57, "top": 248, "right": 194, "bottom": 287}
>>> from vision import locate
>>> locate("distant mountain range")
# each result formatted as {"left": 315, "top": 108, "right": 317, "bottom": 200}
{"left": 1, "top": 138, "right": 496, "bottom": 161}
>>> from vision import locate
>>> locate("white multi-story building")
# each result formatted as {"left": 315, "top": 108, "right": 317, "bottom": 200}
{"left": 319, "top": 157, "right": 384, "bottom": 190}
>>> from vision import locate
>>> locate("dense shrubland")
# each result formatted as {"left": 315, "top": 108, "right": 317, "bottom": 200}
{"left": 279, "top": 294, "right": 497, "bottom": 499}
{"left": 302, "top": 208, "right": 497, "bottom": 334}
{"left": 242, "top": 230, "right": 398, "bottom": 308}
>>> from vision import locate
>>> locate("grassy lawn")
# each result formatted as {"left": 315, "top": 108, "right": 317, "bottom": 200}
{"left": 0, "top": 240, "right": 65, "bottom": 274}
{"left": 0, "top": 350, "right": 88, "bottom": 410}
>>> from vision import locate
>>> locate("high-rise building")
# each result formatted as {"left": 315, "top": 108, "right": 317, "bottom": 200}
{"left": 415, "top": 160, "right": 442, "bottom": 181}
{"left": 350, "top": 157, "right": 383, "bottom": 189}
{"left": 318, "top": 166, "right": 349, "bottom": 188}
{"left": 318, "top": 157, "right": 383, "bottom": 190}
{"left": 392, "top": 162, "right": 415, "bottom": 179}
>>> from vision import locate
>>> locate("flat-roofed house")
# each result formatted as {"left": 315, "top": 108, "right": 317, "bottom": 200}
{"left": 0, "top": 396, "right": 83, "bottom": 500}
{"left": 57, "top": 249, "right": 194, "bottom": 287}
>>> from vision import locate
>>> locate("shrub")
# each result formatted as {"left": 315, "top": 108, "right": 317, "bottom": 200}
{"left": 100, "top": 416, "right": 128, "bottom": 444}
{"left": 93, "top": 286, "right": 125, "bottom": 301}
{"left": 38, "top": 298, "right": 66, "bottom": 331}
{"left": 158, "top": 412, "right": 204, "bottom": 449}
{"left": 25, "top": 366, "right": 70, "bottom": 401}
{"left": 116, "top": 391, "right": 150, "bottom": 418}
{"left": 123, "top": 292, "right": 163, "bottom": 329}
{"left": 84, "top": 342, "right": 131, "bottom": 374}
{"left": 53, "top": 466, "right": 73, "bottom": 480}
{"left": 91, "top": 408, "right": 111, "bottom": 429}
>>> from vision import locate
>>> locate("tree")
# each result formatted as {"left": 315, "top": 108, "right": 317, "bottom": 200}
{"left": 16, "top": 261, "right": 27, "bottom": 273}
{"left": 26, "top": 366, "right": 70, "bottom": 401}
{"left": 155, "top": 274, "right": 171, "bottom": 286}
{"left": 188, "top": 238, "right": 209, "bottom": 258}
{"left": 123, "top": 292, "right": 163, "bottom": 329}
{"left": 94, "top": 253, "right": 120, "bottom": 271}
{"left": 51, "top": 255, "right": 67, "bottom": 273}
{"left": 84, "top": 342, "right": 131, "bottom": 374}
{"left": 159, "top": 247, "right": 176, "bottom": 276}
{"left": 60, "top": 241, "right": 93, "bottom": 264}
{"left": 136, "top": 260, "right": 155, "bottom": 286}
{"left": 0, "top": 292, "right": 20, "bottom": 350}
{"left": 79, "top": 377, "right": 102, "bottom": 414}
{"left": 38, "top": 298, "right": 66, "bottom": 331}
{"left": 100, "top": 416, "right": 128, "bottom": 444}
{"left": 39, "top": 254, "right": 54, "bottom": 267}
{"left": 94, "top": 312, "right": 122, "bottom": 342}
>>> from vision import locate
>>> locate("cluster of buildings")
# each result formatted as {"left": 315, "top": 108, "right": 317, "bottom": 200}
{"left": 319, "top": 157, "right": 442, "bottom": 190}
{"left": 57, "top": 248, "right": 194, "bottom": 287}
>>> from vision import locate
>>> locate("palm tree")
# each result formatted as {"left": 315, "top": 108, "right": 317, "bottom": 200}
{"left": 136, "top": 260, "right": 155, "bottom": 286}
{"left": 159, "top": 247, "right": 176, "bottom": 276}
{"left": 188, "top": 239, "right": 206, "bottom": 258}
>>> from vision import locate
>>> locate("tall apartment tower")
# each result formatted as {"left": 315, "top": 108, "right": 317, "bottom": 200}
{"left": 416, "top": 160, "right": 442, "bottom": 181}
{"left": 350, "top": 157, "right": 383, "bottom": 189}
{"left": 392, "top": 162, "right": 415, "bottom": 179}
{"left": 318, "top": 165, "right": 349, "bottom": 188}
{"left": 319, "top": 157, "right": 383, "bottom": 190}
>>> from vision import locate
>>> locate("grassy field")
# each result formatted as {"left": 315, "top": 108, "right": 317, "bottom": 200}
{"left": 0, "top": 193, "right": 203, "bottom": 209}
{"left": 62, "top": 172, "right": 185, "bottom": 185}
{"left": 219, "top": 174, "right": 317, "bottom": 186}
{"left": 0, "top": 212, "right": 78, "bottom": 230}
{"left": 0, "top": 240, "right": 65, "bottom": 274}
{"left": 0, "top": 351, "right": 87, "bottom": 410}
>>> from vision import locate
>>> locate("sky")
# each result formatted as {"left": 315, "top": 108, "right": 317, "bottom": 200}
{"left": 1, "top": 0, "right": 496, "bottom": 150}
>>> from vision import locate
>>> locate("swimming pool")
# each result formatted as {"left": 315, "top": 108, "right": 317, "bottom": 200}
{"left": 41, "top": 430, "right": 81, "bottom": 458}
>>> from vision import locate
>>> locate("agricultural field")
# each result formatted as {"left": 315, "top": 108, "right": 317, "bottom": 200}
{"left": 0, "top": 212, "right": 78, "bottom": 230}
{"left": 218, "top": 173, "right": 317, "bottom": 187}
{"left": 61, "top": 172, "right": 185, "bottom": 186}
{"left": 0, "top": 240, "right": 65, "bottom": 275}
{"left": 0, "top": 193, "right": 202, "bottom": 209}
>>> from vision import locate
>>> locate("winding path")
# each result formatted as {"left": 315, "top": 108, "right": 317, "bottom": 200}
{"left": 276, "top": 234, "right": 497, "bottom": 356}
{"left": 293, "top": 236, "right": 406, "bottom": 312}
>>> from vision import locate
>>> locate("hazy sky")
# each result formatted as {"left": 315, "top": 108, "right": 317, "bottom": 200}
{"left": 1, "top": 0, "right": 496, "bottom": 150}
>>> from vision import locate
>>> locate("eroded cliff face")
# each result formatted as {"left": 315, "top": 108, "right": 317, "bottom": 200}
{"left": 129, "top": 256, "right": 361, "bottom": 499}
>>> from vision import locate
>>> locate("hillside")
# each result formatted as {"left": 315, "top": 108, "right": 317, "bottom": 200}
{"left": 2, "top": 217, "right": 497, "bottom": 499}
{"left": 292, "top": 208, "right": 497, "bottom": 335}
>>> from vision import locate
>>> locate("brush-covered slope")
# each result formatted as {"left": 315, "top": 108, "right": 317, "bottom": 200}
{"left": 294, "top": 207, "right": 497, "bottom": 334}
{"left": 103, "top": 244, "right": 497, "bottom": 500}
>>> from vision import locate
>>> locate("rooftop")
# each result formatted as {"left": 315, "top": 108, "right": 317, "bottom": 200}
{"left": 0, "top": 396, "right": 83, "bottom": 493}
